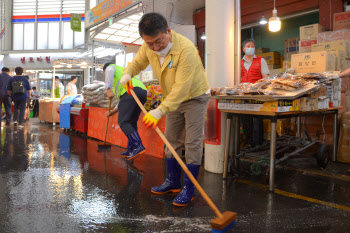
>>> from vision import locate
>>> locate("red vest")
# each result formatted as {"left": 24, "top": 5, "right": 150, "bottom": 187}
{"left": 241, "top": 56, "right": 263, "bottom": 84}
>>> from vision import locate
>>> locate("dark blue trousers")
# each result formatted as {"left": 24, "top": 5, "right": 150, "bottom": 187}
{"left": 0, "top": 95, "right": 12, "bottom": 125}
{"left": 13, "top": 99, "right": 27, "bottom": 125}
{"left": 118, "top": 87, "right": 147, "bottom": 136}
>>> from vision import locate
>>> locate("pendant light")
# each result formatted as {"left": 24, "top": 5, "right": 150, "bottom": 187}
{"left": 268, "top": 0, "right": 281, "bottom": 32}
{"left": 259, "top": 0, "right": 267, "bottom": 25}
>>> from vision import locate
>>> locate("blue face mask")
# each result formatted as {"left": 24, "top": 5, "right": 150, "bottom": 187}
{"left": 245, "top": 48, "right": 255, "bottom": 56}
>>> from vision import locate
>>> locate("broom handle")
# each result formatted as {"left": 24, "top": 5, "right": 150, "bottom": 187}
{"left": 104, "top": 99, "right": 112, "bottom": 145}
{"left": 130, "top": 89, "right": 223, "bottom": 219}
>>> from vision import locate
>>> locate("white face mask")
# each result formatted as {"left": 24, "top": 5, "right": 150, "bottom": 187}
{"left": 245, "top": 48, "right": 255, "bottom": 56}
{"left": 154, "top": 42, "right": 173, "bottom": 56}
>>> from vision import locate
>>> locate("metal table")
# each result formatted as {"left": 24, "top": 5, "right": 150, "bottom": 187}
{"left": 220, "top": 107, "right": 340, "bottom": 191}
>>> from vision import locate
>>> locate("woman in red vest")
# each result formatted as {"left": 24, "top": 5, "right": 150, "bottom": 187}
{"left": 241, "top": 39, "right": 269, "bottom": 83}
{"left": 241, "top": 39, "right": 270, "bottom": 147}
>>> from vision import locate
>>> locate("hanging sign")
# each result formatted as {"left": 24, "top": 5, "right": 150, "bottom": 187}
{"left": 85, "top": 0, "right": 134, "bottom": 28}
{"left": 71, "top": 13, "right": 82, "bottom": 32}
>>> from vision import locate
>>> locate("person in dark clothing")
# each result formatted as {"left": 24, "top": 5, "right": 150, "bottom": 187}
{"left": 7, "top": 67, "right": 32, "bottom": 128}
{"left": 0, "top": 67, "right": 13, "bottom": 126}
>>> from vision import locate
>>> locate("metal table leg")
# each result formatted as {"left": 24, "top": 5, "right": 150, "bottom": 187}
{"left": 234, "top": 116, "right": 240, "bottom": 171}
{"left": 297, "top": 116, "right": 301, "bottom": 138}
{"left": 269, "top": 117, "right": 277, "bottom": 191}
{"left": 333, "top": 110, "right": 338, "bottom": 162}
{"left": 223, "top": 113, "right": 232, "bottom": 179}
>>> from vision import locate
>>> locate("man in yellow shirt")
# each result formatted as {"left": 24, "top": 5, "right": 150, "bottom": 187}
{"left": 119, "top": 13, "right": 210, "bottom": 206}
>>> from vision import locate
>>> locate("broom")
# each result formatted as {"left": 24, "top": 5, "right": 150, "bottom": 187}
{"left": 97, "top": 99, "right": 112, "bottom": 152}
{"left": 129, "top": 88, "right": 237, "bottom": 232}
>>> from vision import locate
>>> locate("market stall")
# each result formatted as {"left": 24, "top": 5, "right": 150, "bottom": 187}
{"left": 82, "top": 80, "right": 164, "bottom": 158}
{"left": 211, "top": 71, "right": 342, "bottom": 191}
{"left": 58, "top": 95, "right": 89, "bottom": 133}
{"left": 39, "top": 98, "right": 60, "bottom": 125}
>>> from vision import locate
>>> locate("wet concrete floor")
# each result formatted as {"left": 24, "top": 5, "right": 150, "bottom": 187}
{"left": 0, "top": 118, "right": 350, "bottom": 233}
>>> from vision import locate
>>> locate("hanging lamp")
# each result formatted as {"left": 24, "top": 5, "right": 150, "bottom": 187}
{"left": 268, "top": 0, "right": 281, "bottom": 32}
{"left": 259, "top": 0, "right": 267, "bottom": 25}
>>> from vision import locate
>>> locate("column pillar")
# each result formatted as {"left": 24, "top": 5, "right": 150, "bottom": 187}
{"left": 204, "top": 0, "right": 236, "bottom": 173}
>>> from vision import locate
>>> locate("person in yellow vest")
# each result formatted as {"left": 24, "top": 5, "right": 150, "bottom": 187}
{"left": 121, "top": 13, "right": 210, "bottom": 206}
{"left": 54, "top": 76, "right": 64, "bottom": 98}
{"left": 105, "top": 63, "right": 147, "bottom": 160}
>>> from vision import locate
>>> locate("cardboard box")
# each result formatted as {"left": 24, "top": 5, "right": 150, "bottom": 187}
{"left": 346, "top": 95, "right": 350, "bottom": 111}
{"left": 141, "top": 71, "right": 156, "bottom": 82}
{"left": 300, "top": 97, "right": 312, "bottom": 111}
{"left": 263, "top": 119, "right": 291, "bottom": 135}
{"left": 256, "top": 52, "right": 281, "bottom": 65}
{"left": 311, "top": 40, "right": 350, "bottom": 57}
{"left": 329, "top": 50, "right": 347, "bottom": 71}
{"left": 300, "top": 97, "right": 318, "bottom": 111}
{"left": 218, "top": 99, "right": 246, "bottom": 110}
{"left": 256, "top": 48, "right": 269, "bottom": 54}
{"left": 269, "top": 68, "right": 283, "bottom": 77}
{"left": 245, "top": 99, "right": 300, "bottom": 112}
{"left": 317, "top": 29, "right": 350, "bottom": 43}
{"left": 299, "top": 39, "right": 317, "bottom": 53}
{"left": 333, "top": 11, "right": 350, "bottom": 31}
{"left": 282, "top": 60, "right": 291, "bottom": 71}
{"left": 307, "top": 85, "right": 328, "bottom": 98}
{"left": 318, "top": 96, "right": 330, "bottom": 110}
{"left": 291, "top": 51, "right": 336, "bottom": 73}
{"left": 300, "top": 24, "right": 325, "bottom": 40}
{"left": 268, "top": 64, "right": 281, "bottom": 70}
{"left": 284, "top": 37, "right": 299, "bottom": 60}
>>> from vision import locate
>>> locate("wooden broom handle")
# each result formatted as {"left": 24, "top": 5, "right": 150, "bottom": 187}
{"left": 130, "top": 89, "right": 223, "bottom": 218}
{"left": 104, "top": 99, "right": 112, "bottom": 145}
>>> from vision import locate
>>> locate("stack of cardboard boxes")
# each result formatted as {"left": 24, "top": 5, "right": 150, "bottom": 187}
{"left": 256, "top": 51, "right": 282, "bottom": 76}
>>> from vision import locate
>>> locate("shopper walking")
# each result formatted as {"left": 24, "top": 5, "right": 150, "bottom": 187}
{"left": 121, "top": 13, "right": 210, "bottom": 206}
{"left": 67, "top": 76, "right": 78, "bottom": 95}
{"left": 31, "top": 86, "right": 40, "bottom": 117}
{"left": 0, "top": 67, "right": 13, "bottom": 125}
{"left": 104, "top": 63, "right": 147, "bottom": 160}
{"left": 7, "top": 67, "right": 32, "bottom": 128}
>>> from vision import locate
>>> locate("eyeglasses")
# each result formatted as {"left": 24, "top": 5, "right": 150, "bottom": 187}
{"left": 145, "top": 33, "right": 167, "bottom": 49}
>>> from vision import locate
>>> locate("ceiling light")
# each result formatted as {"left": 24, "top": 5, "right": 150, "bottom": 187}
{"left": 201, "top": 32, "right": 206, "bottom": 40}
{"left": 269, "top": 0, "right": 281, "bottom": 32}
{"left": 259, "top": 16, "right": 267, "bottom": 25}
